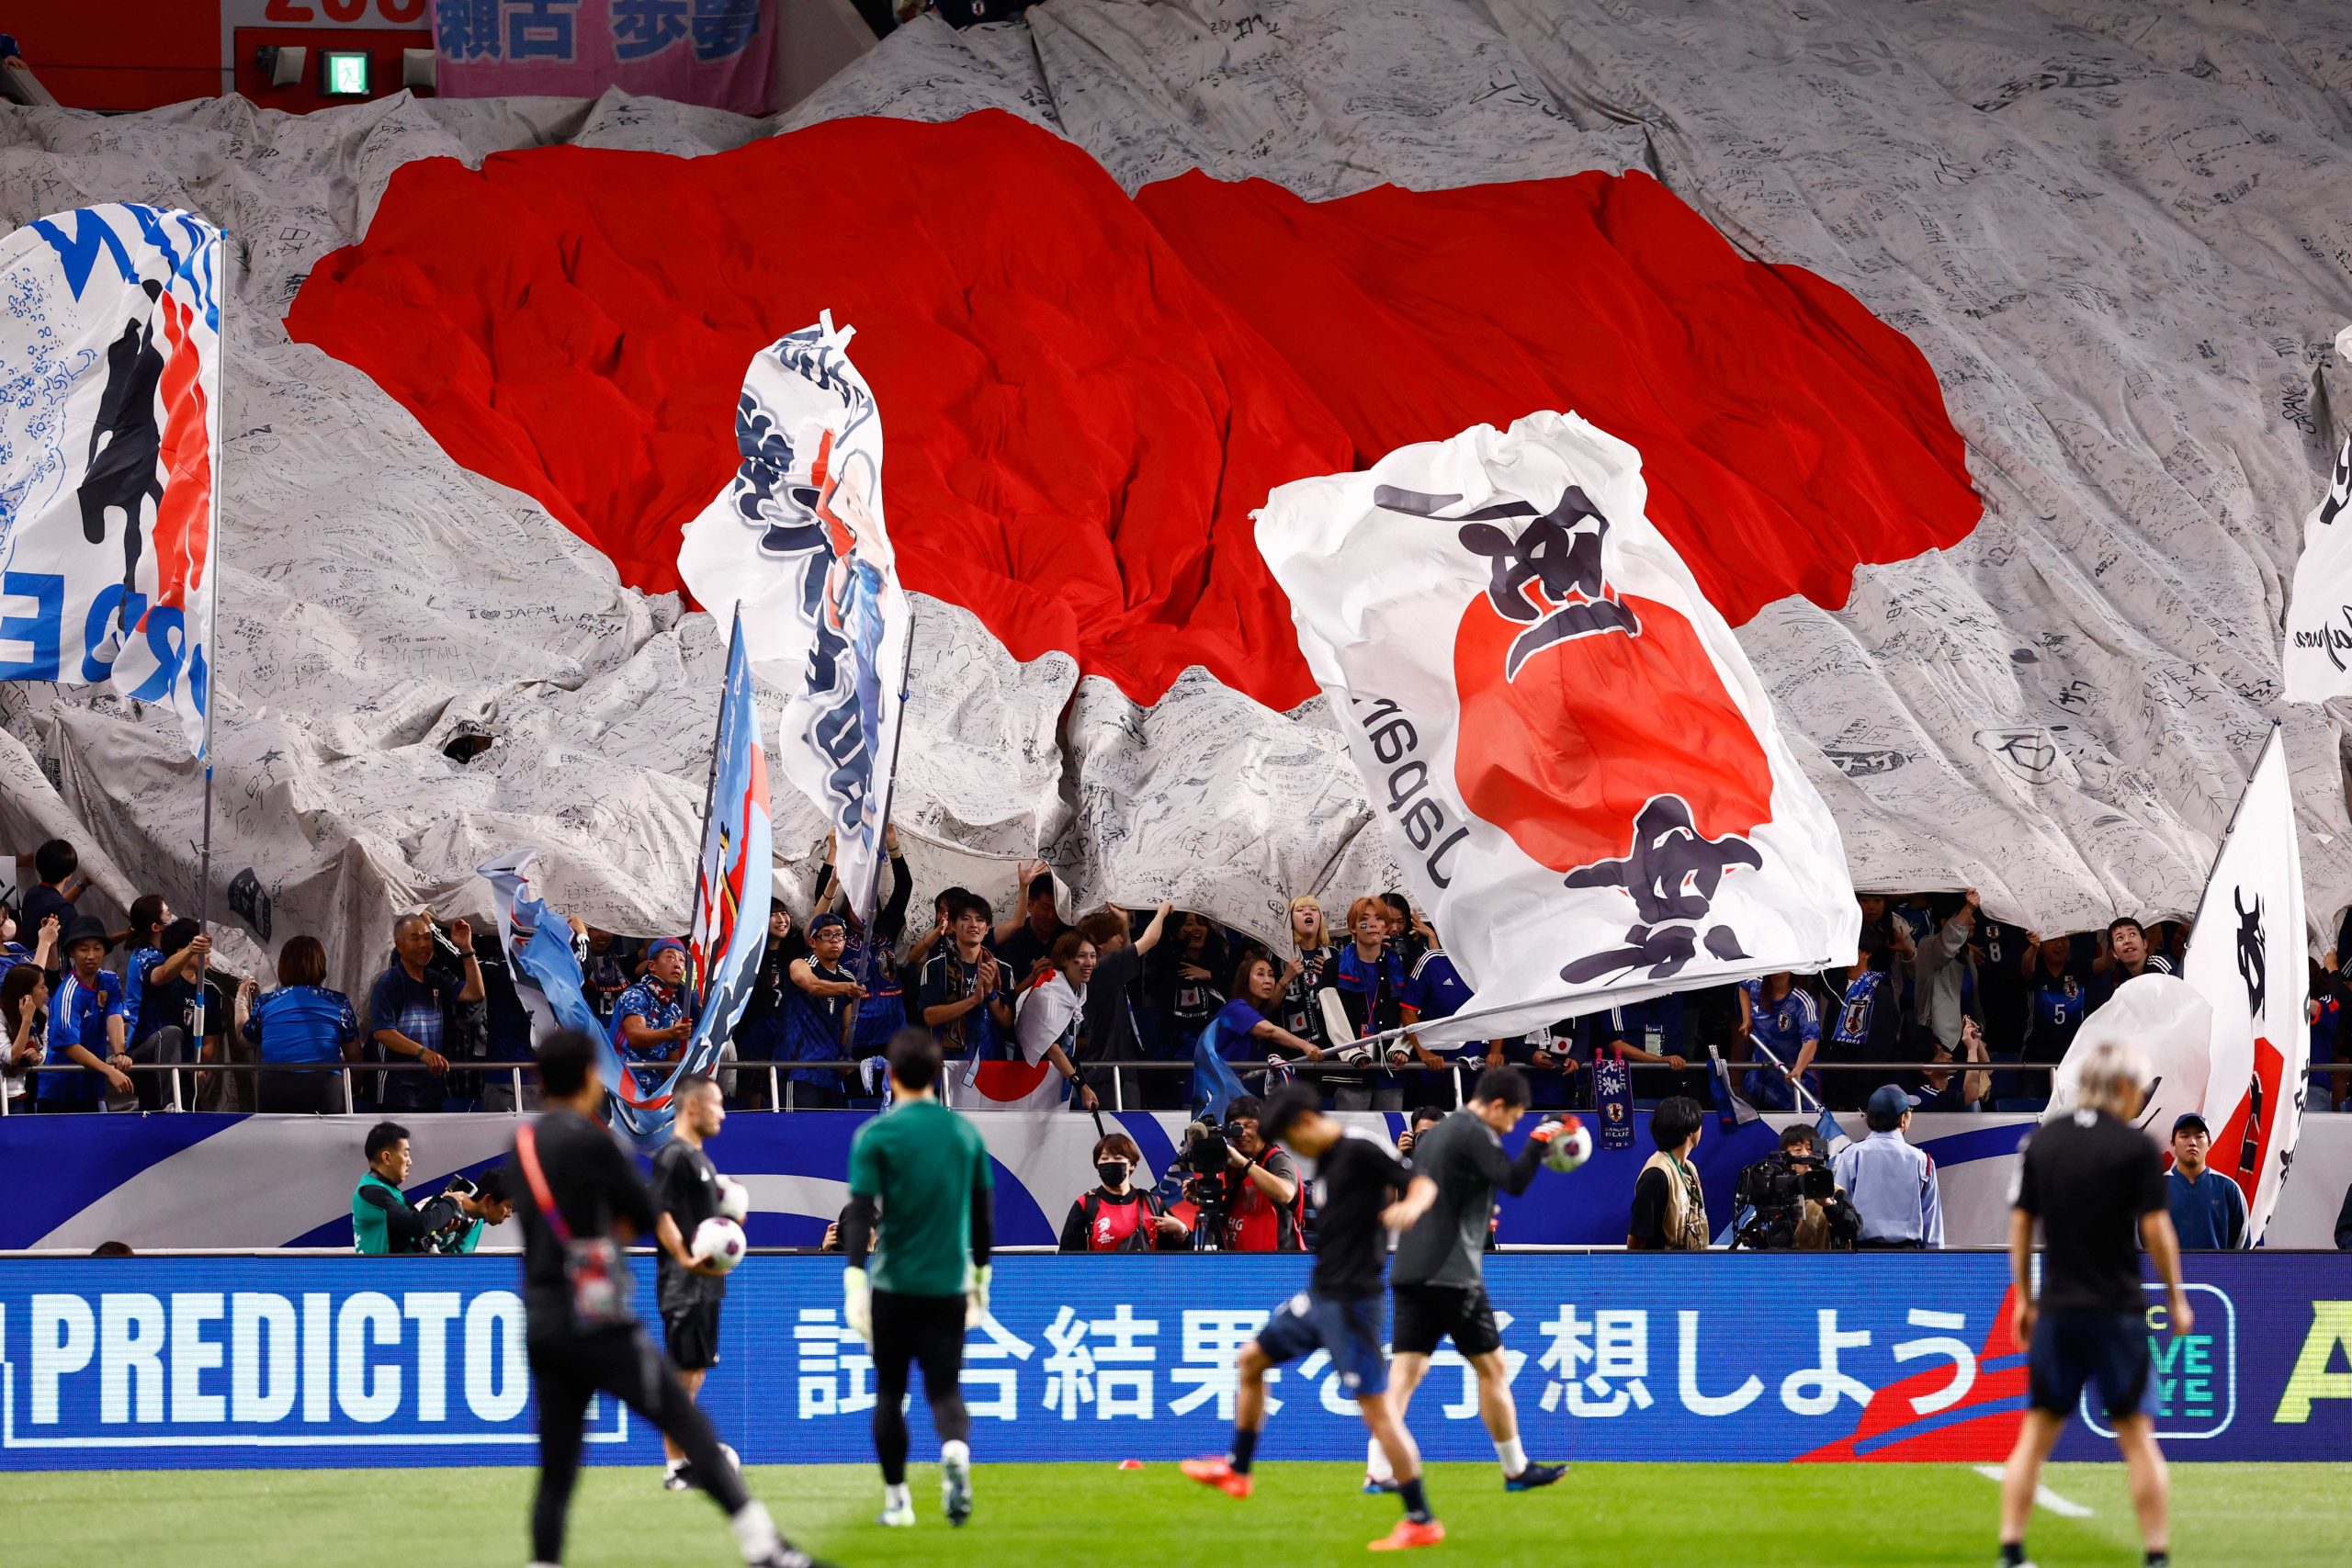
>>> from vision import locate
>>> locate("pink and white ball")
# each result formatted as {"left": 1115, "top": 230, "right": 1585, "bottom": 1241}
{"left": 714, "top": 1174, "right": 750, "bottom": 1223}
{"left": 692, "top": 1216, "right": 748, "bottom": 1274}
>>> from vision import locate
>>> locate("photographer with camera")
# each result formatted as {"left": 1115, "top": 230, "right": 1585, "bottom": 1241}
{"left": 1059, "top": 1132, "right": 1191, "bottom": 1251}
{"left": 1178, "top": 1095, "right": 1303, "bottom": 1251}
{"left": 1732, "top": 1123, "right": 1860, "bottom": 1250}
{"left": 351, "top": 1122, "right": 503, "bottom": 1255}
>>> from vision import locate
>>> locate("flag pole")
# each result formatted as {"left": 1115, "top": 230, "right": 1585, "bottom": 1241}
{"left": 188, "top": 230, "right": 225, "bottom": 1069}
{"left": 857, "top": 598, "right": 918, "bottom": 926}
{"left": 686, "top": 611, "right": 740, "bottom": 1018}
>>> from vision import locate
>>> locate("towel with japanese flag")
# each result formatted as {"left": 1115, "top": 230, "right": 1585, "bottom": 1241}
{"left": 1256, "top": 412, "right": 1860, "bottom": 1046}
{"left": 947, "top": 963, "right": 1083, "bottom": 1111}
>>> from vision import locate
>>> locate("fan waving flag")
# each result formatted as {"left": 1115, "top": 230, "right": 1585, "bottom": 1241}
{"left": 1258, "top": 412, "right": 1860, "bottom": 1045}
{"left": 0, "top": 204, "right": 220, "bottom": 755}
{"left": 678, "top": 313, "right": 907, "bottom": 919}
{"left": 2177, "top": 726, "right": 2308, "bottom": 1243}
{"left": 476, "top": 850, "right": 643, "bottom": 1131}
{"left": 683, "top": 612, "right": 775, "bottom": 1073}
{"left": 474, "top": 618, "right": 768, "bottom": 1150}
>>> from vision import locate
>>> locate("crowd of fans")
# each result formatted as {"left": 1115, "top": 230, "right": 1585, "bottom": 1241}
{"left": 6, "top": 834, "right": 2351, "bottom": 1123}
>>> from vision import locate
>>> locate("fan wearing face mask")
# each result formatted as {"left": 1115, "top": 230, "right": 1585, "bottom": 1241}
{"left": 1057, "top": 1132, "right": 1191, "bottom": 1252}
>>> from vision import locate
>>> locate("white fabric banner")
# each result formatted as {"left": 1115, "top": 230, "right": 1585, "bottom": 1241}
{"left": 2177, "top": 726, "right": 2308, "bottom": 1243}
{"left": 1258, "top": 412, "right": 1860, "bottom": 1044}
{"left": 13, "top": 6, "right": 2352, "bottom": 1004}
{"left": 678, "top": 313, "right": 909, "bottom": 919}
{"left": 0, "top": 205, "right": 220, "bottom": 756}
{"left": 2283, "top": 327, "right": 2352, "bottom": 705}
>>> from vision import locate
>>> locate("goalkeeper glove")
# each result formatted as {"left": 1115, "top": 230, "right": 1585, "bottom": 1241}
{"left": 843, "top": 1266, "right": 873, "bottom": 1346}
{"left": 966, "top": 1263, "right": 992, "bottom": 1329}
{"left": 1530, "top": 1114, "right": 1592, "bottom": 1173}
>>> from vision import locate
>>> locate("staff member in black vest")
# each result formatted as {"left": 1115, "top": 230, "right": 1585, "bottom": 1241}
{"left": 1997, "top": 1041, "right": 2190, "bottom": 1568}
{"left": 509, "top": 1029, "right": 829, "bottom": 1568}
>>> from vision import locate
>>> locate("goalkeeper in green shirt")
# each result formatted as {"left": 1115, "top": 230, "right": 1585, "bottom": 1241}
{"left": 842, "top": 1028, "right": 994, "bottom": 1530}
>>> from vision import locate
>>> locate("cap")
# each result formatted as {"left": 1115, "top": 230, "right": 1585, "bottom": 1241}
{"left": 62, "top": 915, "right": 108, "bottom": 952}
{"left": 808, "top": 912, "right": 847, "bottom": 934}
{"left": 1865, "top": 1083, "right": 1911, "bottom": 1132}
{"left": 2172, "top": 1111, "right": 2209, "bottom": 1136}
{"left": 646, "top": 936, "right": 686, "bottom": 963}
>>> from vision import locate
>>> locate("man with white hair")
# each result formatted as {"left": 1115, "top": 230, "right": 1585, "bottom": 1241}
{"left": 1998, "top": 1042, "right": 2192, "bottom": 1568}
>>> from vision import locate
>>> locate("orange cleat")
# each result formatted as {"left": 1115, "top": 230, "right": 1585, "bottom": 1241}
{"left": 1180, "top": 1457, "right": 1254, "bottom": 1499}
{"left": 1368, "top": 1517, "right": 1447, "bottom": 1551}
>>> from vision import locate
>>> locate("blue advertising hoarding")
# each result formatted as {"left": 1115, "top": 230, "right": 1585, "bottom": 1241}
{"left": 5, "top": 1253, "right": 2348, "bottom": 1471}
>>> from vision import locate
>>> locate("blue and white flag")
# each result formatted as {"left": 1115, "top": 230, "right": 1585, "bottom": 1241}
{"left": 480, "top": 850, "right": 695, "bottom": 1150}
{"left": 0, "top": 205, "right": 221, "bottom": 755}
{"left": 683, "top": 612, "right": 774, "bottom": 1066}
{"left": 1707, "top": 1043, "right": 1758, "bottom": 1129}
{"left": 677, "top": 312, "right": 909, "bottom": 920}
{"left": 1815, "top": 1101, "right": 1855, "bottom": 1159}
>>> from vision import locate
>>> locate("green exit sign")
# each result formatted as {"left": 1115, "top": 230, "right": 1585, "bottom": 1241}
{"left": 322, "top": 51, "right": 369, "bottom": 96}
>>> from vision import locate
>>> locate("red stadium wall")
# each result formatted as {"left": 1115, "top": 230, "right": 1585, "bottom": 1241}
{"left": 6, "top": 0, "right": 428, "bottom": 112}
{"left": 7, "top": 0, "right": 223, "bottom": 111}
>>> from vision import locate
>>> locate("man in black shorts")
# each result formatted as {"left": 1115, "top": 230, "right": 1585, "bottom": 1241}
{"left": 1182, "top": 1084, "right": 1445, "bottom": 1552}
{"left": 2000, "top": 1041, "right": 2192, "bottom": 1568}
{"left": 650, "top": 1074, "right": 731, "bottom": 1492}
{"left": 1373, "top": 1066, "right": 1576, "bottom": 1495}
{"left": 511, "top": 1030, "right": 829, "bottom": 1568}
{"left": 842, "top": 1028, "right": 995, "bottom": 1529}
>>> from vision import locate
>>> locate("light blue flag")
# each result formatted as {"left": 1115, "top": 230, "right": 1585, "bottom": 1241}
{"left": 1193, "top": 1016, "right": 1251, "bottom": 1122}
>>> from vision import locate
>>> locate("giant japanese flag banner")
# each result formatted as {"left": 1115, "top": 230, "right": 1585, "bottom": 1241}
{"left": 0, "top": 205, "right": 220, "bottom": 755}
{"left": 678, "top": 314, "right": 908, "bottom": 921}
{"left": 1258, "top": 412, "right": 1860, "bottom": 1044}
{"left": 2283, "top": 327, "right": 2352, "bottom": 705}
{"left": 2177, "top": 726, "right": 2308, "bottom": 1243}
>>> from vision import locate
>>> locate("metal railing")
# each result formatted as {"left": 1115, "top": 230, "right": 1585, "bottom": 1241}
{"left": 11, "top": 1056, "right": 2351, "bottom": 1115}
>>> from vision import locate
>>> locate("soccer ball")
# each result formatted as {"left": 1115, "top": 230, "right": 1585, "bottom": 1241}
{"left": 1543, "top": 1117, "right": 1593, "bottom": 1174}
{"left": 714, "top": 1174, "right": 750, "bottom": 1222}
{"left": 692, "top": 1216, "right": 748, "bottom": 1273}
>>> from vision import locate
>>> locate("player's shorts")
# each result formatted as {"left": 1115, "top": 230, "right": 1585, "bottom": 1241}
{"left": 1254, "top": 1289, "right": 1388, "bottom": 1398}
{"left": 661, "top": 1300, "right": 723, "bottom": 1372}
{"left": 1390, "top": 1281, "right": 1502, "bottom": 1358}
{"left": 2028, "top": 1309, "right": 2150, "bottom": 1422}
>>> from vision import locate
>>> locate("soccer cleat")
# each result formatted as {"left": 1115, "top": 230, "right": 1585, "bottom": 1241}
{"left": 1362, "top": 1474, "right": 1400, "bottom": 1495}
{"left": 1180, "top": 1457, "right": 1255, "bottom": 1499}
{"left": 877, "top": 1499, "right": 915, "bottom": 1529}
{"left": 1505, "top": 1461, "right": 1567, "bottom": 1492}
{"left": 1368, "top": 1517, "right": 1447, "bottom": 1551}
{"left": 663, "top": 1461, "right": 695, "bottom": 1493}
{"left": 754, "top": 1549, "right": 839, "bottom": 1568}
{"left": 942, "top": 1450, "right": 974, "bottom": 1528}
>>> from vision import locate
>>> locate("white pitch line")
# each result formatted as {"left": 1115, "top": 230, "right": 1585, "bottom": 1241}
{"left": 1973, "top": 1464, "right": 2097, "bottom": 1518}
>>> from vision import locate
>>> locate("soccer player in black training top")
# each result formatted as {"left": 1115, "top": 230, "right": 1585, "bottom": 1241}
{"left": 510, "top": 1030, "right": 829, "bottom": 1568}
{"left": 1371, "top": 1066, "right": 1576, "bottom": 1495}
{"left": 650, "top": 1073, "right": 729, "bottom": 1492}
{"left": 1182, "top": 1083, "right": 1445, "bottom": 1552}
{"left": 1999, "top": 1041, "right": 2192, "bottom": 1568}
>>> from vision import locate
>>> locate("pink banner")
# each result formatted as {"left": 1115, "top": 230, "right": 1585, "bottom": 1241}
{"left": 432, "top": 0, "right": 775, "bottom": 115}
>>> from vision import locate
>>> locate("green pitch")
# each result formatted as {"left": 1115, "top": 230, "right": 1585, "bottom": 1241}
{"left": 11, "top": 1461, "right": 2349, "bottom": 1567}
